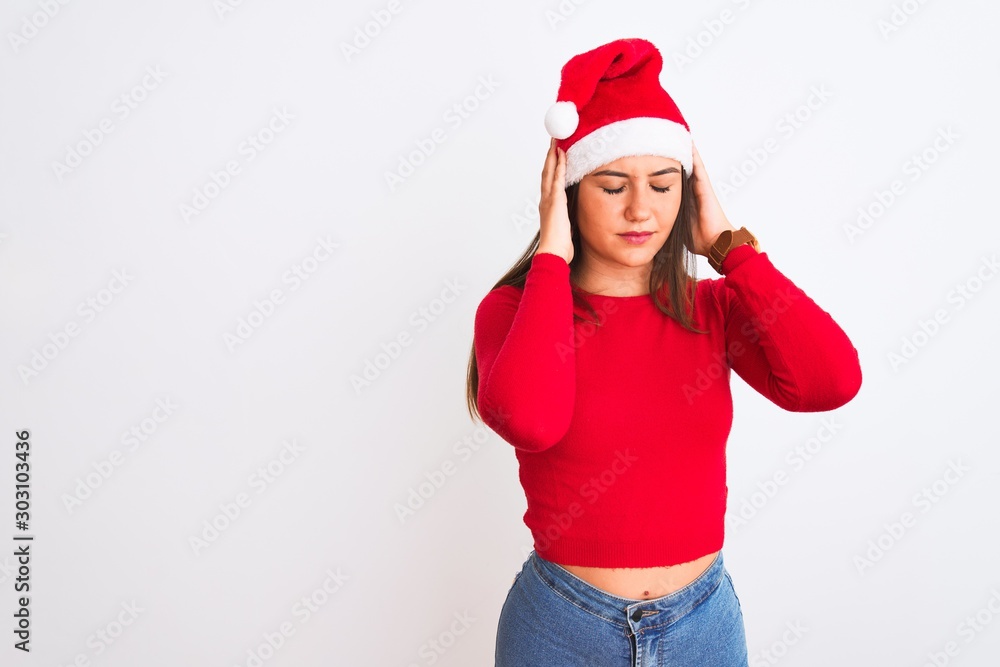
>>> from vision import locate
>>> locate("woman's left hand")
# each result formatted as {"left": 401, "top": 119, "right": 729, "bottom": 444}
{"left": 688, "top": 140, "right": 737, "bottom": 257}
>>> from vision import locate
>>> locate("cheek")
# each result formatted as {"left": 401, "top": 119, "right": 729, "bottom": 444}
{"left": 657, "top": 194, "right": 683, "bottom": 220}
{"left": 581, "top": 191, "right": 613, "bottom": 213}
{"left": 576, "top": 200, "right": 618, "bottom": 245}
{"left": 595, "top": 198, "right": 618, "bottom": 220}
{"left": 576, "top": 193, "right": 613, "bottom": 226}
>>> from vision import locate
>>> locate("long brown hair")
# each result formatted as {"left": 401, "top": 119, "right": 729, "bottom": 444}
{"left": 465, "top": 167, "right": 707, "bottom": 422}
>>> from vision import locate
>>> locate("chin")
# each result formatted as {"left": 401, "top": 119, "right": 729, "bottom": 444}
{"left": 612, "top": 248, "right": 658, "bottom": 266}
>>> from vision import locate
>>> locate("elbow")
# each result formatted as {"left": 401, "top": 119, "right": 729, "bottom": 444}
{"left": 786, "top": 352, "right": 863, "bottom": 412}
{"left": 820, "top": 345, "right": 863, "bottom": 410}
{"left": 478, "top": 392, "right": 573, "bottom": 454}
{"left": 510, "top": 423, "right": 570, "bottom": 454}
{"left": 838, "top": 353, "right": 863, "bottom": 404}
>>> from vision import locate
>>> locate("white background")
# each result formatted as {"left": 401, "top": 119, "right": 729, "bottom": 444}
{"left": 2, "top": 0, "right": 998, "bottom": 665}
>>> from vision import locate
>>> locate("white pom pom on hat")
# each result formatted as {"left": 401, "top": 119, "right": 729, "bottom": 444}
{"left": 544, "top": 101, "right": 579, "bottom": 140}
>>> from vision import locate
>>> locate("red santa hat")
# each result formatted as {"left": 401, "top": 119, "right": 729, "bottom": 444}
{"left": 543, "top": 37, "right": 692, "bottom": 186}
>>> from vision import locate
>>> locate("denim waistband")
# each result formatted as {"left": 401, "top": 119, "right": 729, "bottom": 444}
{"left": 528, "top": 550, "right": 726, "bottom": 633}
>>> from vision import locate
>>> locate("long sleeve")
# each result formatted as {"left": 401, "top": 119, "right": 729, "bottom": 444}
{"left": 713, "top": 244, "right": 862, "bottom": 411}
{"left": 473, "top": 252, "right": 576, "bottom": 452}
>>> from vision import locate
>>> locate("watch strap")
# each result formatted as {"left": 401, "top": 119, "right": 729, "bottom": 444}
{"left": 708, "top": 226, "right": 759, "bottom": 274}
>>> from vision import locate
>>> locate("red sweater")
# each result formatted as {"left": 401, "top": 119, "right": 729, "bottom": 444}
{"left": 473, "top": 244, "right": 862, "bottom": 567}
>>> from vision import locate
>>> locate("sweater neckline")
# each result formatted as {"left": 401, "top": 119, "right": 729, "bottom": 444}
{"left": 574, "top": 288, "right": 652, "bottom": 301}
{"left": 571, "top": 275, "right": 709, "bottom": 302}
{"left": 572, "top": 282, "right": 666, "bottom": 301}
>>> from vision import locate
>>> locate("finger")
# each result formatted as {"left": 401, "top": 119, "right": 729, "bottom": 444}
{"left": 542, "top": 138, "right": 556, "bottom": 194}
{"left": 555, "top": 148, "right": 567, "bottom": 192}
{"left": 546, "top": 151, "right": 565, "bottom": 199}
{"left": 694, "top": 149, "right": 710, "bottom": 184}
{"left": 546, "top": 144, "right": 565, "bottom": 197}
{"left": 692, "top": 143, "right": 708, "bottom": 174}
{"left": 690, "top": 156, "right": 705, "bottom": 183}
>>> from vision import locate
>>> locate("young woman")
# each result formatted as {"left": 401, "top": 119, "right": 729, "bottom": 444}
{"left": 466, "top": 38, "right": 862, "bottom": 666}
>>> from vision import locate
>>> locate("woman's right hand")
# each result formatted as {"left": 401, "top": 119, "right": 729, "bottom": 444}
{"left": 536, "top": 137, "right": 574, "bottom": 264}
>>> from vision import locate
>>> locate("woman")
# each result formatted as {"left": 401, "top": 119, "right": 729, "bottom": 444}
{"left": 466, "top": 38, "right": 862, "bottom": 666}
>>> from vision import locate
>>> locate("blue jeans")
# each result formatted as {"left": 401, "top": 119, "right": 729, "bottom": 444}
{"left": 495, "top": 550, "right": 749, "bottom": 666}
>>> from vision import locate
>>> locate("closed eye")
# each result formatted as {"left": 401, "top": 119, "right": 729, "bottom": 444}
{"left": 602, "top": 185, "right": 672, "bottom": 195}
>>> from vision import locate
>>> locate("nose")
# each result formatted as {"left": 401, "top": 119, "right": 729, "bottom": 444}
{"left": 625, "top": 184, "right": 651, "bottom": 223}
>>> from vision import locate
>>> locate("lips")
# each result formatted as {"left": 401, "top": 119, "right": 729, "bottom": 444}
{"left": 619, "top": 231, "right": 653, "bottom": 245}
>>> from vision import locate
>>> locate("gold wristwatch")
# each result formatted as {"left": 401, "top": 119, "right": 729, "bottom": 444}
{"left": 708, "top": 226, "right": 759, "bottom": 274}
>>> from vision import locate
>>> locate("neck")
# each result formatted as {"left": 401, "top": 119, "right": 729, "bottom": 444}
{"left": 571, "top": 253, "right": 653, "bottom": 297}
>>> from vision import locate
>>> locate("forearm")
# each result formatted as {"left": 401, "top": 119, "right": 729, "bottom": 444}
{"left": 722, "top": 245, "right": 862, "bottom": 411}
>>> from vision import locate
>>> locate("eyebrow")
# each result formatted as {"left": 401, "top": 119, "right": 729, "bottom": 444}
{"left": 590, "top": 167, "right": 681, "bottom": 177}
